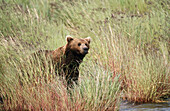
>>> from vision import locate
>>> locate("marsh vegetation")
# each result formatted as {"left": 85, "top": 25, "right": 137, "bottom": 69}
{"left": 0, "top": 0, "right": 169, "bottom": 110}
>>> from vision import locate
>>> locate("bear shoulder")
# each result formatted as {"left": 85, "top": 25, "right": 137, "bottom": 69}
{"left": 51, "top": 46, "right": 66, "bottom": 63}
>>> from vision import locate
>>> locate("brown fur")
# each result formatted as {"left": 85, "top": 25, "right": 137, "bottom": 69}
{"left": 37, "top": 36, "right": 91, "bottom": 87}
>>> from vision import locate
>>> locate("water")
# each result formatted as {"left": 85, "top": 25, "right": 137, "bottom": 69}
{"left": 120, "top": 98, "right": 170, "bottom": 111}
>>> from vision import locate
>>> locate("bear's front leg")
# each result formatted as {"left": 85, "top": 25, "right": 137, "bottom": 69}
{"left": 72, "top": 68, "right": 79, "bottom": 85}
{"left": 65, "top": 67, "right": 79, "bottom": 88}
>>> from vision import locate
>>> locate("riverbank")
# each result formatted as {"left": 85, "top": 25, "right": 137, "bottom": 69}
{"left": 120, "top": 98, "right": 170, "bottom": 111}
{"left": 0, "top": 0, "right": 169, "bottom": 110}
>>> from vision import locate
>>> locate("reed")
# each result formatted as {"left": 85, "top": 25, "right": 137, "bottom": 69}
{"left": 0, "top": 0, "right": 169, "bottom": 110}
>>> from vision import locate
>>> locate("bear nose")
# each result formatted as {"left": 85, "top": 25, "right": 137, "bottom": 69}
{"left": 83, "top": 47, "right": 88, "bottom": 51}
{"left": 83, "top": 47, "right": 88, "bottom": 53}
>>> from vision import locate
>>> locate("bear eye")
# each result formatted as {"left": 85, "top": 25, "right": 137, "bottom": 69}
{"left": 85, "top": 43, "right": 88, "bottom": 46}
{"left": 78, "top": 43, "right": 81, "bottom": 46}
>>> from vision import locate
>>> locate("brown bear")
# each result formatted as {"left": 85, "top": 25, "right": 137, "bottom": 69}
{"left": 36, "top": 35, "right": 91, "bottom": 87}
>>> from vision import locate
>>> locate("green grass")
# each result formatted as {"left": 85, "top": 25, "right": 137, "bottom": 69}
{"left": 0, "top": 0, "right": 169, "bottom": 110}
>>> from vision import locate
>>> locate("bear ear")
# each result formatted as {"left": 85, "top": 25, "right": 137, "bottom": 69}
{"left": 66, "top": 35, "right": 74, "bottom": 43}
{"left": 85, "top": 37, "right": 91, "bottom": 44}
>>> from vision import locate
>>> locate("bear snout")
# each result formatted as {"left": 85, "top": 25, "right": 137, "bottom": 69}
{"left": 83, "top": 47, "right": 89, "bottom": 54}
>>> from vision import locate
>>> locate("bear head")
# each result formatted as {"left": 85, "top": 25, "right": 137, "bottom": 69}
{"left": 65, "top": 35, "right": 91, "bottom": 56}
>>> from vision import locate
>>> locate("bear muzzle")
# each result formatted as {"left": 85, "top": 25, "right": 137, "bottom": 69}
{"left": 83, "top": 47, "right": 89, "bottom": 54}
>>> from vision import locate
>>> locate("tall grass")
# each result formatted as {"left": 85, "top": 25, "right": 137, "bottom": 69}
{"left": 0, "top": 36, "right": 121, "bottom": 110}
{"left": 52, "top": 0, "right": 169, "bottom": 103}
{"left": 0, "top": 0, "right": 169, "bottom": 110}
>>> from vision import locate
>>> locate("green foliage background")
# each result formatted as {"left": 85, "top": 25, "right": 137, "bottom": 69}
{"left": 0, "top": 0, "right": 169, "bottom": 110}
